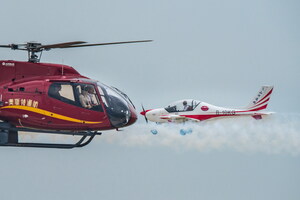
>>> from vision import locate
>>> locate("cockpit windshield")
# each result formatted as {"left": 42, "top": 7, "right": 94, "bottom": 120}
{"left": 111, "top": 86, "right": 135, "bottom": 109}
{"left": 48, "top": 80, "right": 134, "bottom": 128}
{"left": 97, "top": 83, "right": 132, "bottom": 128}
{"left": 165, "top": 99, "right": 201, "bottom": 113}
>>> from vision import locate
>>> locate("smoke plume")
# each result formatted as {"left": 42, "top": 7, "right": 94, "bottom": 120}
{"left": 18, "top": 113, "right": 300, "bottom": 155}
{"left": 100, "top": 113, "right": 300, "bottom": 155}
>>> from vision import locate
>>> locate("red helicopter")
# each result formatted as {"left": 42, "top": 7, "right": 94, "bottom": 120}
{"left": 0, "top": 40, "right": 151, "bottom": 148}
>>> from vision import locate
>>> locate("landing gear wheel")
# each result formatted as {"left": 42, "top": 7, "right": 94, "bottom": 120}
{"left": 151, "top": 129, "right": 158, "bottom": 135}
{"left": 180, "top": 128, "right": 193, "bottom": 135}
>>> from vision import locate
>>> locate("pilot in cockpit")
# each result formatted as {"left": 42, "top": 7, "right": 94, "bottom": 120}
{"left": 183, "top": 101, "right": 188, "bottom": 111}
{"left": 49, "top": 83, "right": 62, "bottom": 100}
{"left": 183, "top": 101, "right": 192, "bottom": 111}
{"left": 79, "top": 85, "right": 93, "bottom": 109}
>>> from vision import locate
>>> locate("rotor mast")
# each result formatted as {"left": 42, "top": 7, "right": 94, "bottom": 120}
{"left": 27, "top": 42, "right": 43, "bottom": 63}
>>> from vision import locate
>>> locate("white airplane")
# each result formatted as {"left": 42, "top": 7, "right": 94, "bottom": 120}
{"left": 141, "top": 86, "right": 274, "bottom": 126}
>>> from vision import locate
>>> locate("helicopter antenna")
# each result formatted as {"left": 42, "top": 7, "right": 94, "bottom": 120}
{"left": 61, "top": 59, "right": 64, "bottom": 76}
{"left": 0, "top": 40, "right": 152, "bottom": 63}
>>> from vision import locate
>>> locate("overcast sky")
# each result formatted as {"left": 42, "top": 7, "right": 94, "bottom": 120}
{"left": 0, "top": 0, "right": 300, "bottom": 200}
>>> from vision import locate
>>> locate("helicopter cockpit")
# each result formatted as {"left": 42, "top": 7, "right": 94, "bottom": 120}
{"left": 97, "top": 83, "right": 133, "bottom": 128}
{"left": 165, "top": 99, "right": 201, "bottom": 113}
{"left": 48, "top": 81, "right": 135, "bottom": 128}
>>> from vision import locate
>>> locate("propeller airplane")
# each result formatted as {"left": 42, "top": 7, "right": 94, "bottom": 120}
{"left": 141, "top": 86, "right": 274, "bottom": 135}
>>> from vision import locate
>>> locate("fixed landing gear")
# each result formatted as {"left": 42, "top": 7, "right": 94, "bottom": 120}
{"left": 179, "top": 128, "right": 193, "bottom": 135}
{"left": 150, "top": 128, "right": 193, "bottom": 135}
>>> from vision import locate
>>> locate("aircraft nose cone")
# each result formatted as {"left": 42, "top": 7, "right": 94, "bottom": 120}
{"left": 140, "top": 109, "right": 152, "bottom": 116}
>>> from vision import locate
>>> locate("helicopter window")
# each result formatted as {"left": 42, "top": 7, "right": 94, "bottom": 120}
{"left": 49, "top": 83, "right": 62, "bottom": 99}
{"left": 97, "top": 83, "right": 132, "bottom": 127}
{"left": 112, "top": 86, "right": 136, "bottom": 109}
{"left": 48, "top": 83, "right": 75, "bottom": 104}
{"left": 60, "top": 85, "right": 75, "bottom": 101}
{"left": 48, "top": 82, "right": 103, "bottom": 112}
{"left": 97, "top": 86, "right": 108, "bottom": 108}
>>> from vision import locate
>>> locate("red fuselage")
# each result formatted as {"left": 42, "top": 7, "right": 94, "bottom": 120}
{"left": 0, "top": 60, "right": 137, "bottom": 131}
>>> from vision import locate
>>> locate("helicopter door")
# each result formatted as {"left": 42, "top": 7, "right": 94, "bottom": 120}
{"left": 47, "top": 83, "right": 77, "bottom": 121}
{"left": 47, "top": 82, "right": 105, "bottom": 129}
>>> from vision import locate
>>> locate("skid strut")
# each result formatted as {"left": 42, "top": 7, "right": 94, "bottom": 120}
{"left": 0, "top": 129, "right": 100, "bottom": 149}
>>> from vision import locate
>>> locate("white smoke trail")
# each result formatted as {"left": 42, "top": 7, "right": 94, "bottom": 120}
{"left": 99, "top": 113, "right": 300, "bottom": 155}
{"left": 17, "top": 113, "right": 300, "bottom": 155}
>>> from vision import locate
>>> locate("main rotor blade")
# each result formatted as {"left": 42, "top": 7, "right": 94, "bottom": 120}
{"left": 0, "top": 44, "right": 25, "bottom": 50}
{"left": 59, "top": 40, "right": 153, "bottom": 48}
{"left": 41, "top": 41, "right": 87, "bottom": 49}
{"left": 0, "top": 45, "right": 11, "bottom": 48}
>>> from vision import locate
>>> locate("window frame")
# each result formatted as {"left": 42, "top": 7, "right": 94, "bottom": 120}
{"left": 48, "top": 82, "right": 104, "bottom": 112}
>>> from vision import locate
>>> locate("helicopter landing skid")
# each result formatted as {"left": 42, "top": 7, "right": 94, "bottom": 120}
{"left": 2, "top": 134, "right": 97, "bottom": 149}
{"left": 0, "top": 128, "right": 100, "bottom": 149}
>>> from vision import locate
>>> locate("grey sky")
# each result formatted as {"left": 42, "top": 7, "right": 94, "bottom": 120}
{"left": 0, "top": 0, "right": 300, "bottom": 200}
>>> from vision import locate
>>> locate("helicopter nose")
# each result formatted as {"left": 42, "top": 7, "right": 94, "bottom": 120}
{"left": 126, "top": 105, "right": 138, "bottom": 126}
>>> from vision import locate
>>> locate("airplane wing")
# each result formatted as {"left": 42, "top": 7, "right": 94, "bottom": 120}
{"left": 160, "top": 115, "right": 201, "bottom": 122}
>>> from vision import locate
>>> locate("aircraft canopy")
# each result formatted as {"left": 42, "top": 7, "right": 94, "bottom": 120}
{"left": 165, "top": 99, "right": 201, "bottom": 112}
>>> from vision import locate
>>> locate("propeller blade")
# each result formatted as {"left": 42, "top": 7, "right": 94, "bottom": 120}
{"left": 141, "top": 104, "right": 148, "bottom": 123}
{"left": 59, "top": 40, "right": 153, "bottom": 48}
{"left": 41, "top": 41, "right": 87, "bottom": 49}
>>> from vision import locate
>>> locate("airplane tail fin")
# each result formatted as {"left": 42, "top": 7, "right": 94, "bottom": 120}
{"left": 244, "top": 86, "right": 274, "bottom": 111}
